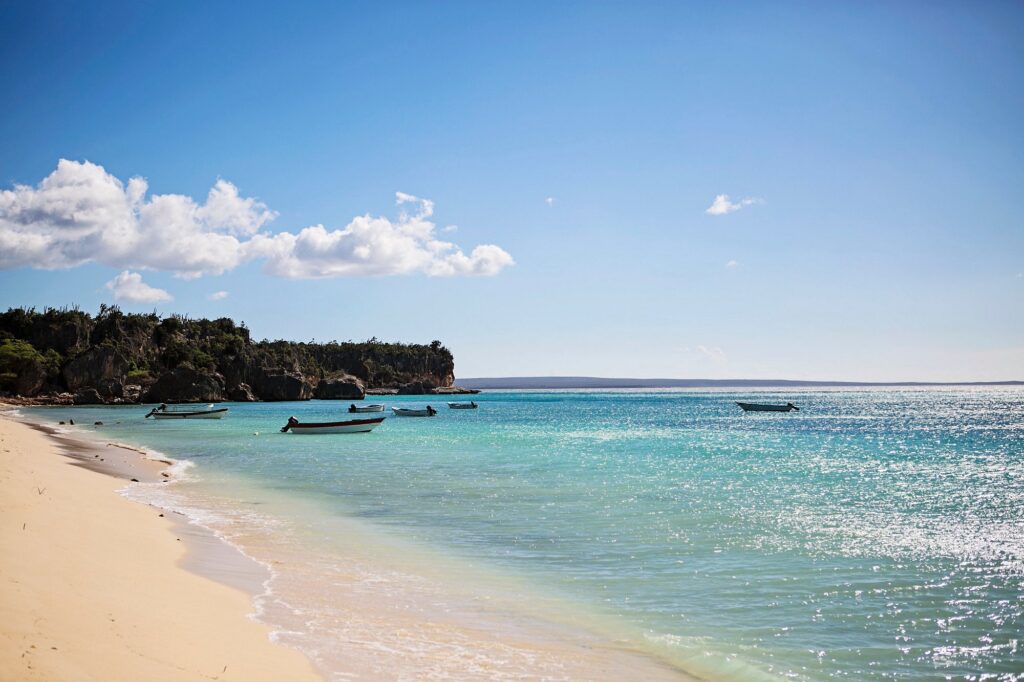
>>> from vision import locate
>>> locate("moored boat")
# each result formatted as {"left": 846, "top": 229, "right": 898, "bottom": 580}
{"left": 736, "top": 402, "right": 799, "bottom": 412}
{"left": 349, "top": 403, "right": 385, "bottom": 413}
{"left": 280, "top": 416, "right": 385, "bottom": 434}
{"left": 447, "top": 401, "right": 478, "bottom": 409}
{"left": 392, "top": 406, "right": 438, "bottom": 417}
{"left": 145, "top": 403, "right": 229, "bottom": 419}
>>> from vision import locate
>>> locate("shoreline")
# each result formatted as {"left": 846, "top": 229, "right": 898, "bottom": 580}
{"left": 0, "top": 409, "right": 323, "bottom": 681}
{"left": 5, "top": 405, "right": 705, "bottom": 681}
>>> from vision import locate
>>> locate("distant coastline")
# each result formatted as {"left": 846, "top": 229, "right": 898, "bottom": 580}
{"left": 457, "top": 376, "right": 1024, "bottom": 389}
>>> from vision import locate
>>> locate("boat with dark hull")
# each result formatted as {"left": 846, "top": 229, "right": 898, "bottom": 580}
{"left": 145, "top": 403, "right": 229, "bottom": 419}
{"left": 736, "top": 402, "right": 799, "bottom": 412}
{"left": 280, "top": 416, "right": 385, "bottom": 434}
{"left": 447, "top": 401, "right": 478, "bottom": 409}
{"left": 392, "top": 406, "right": 438, "bottom": 417}
{"left": 348, "top": 404, "right": 385, "bottom": 413}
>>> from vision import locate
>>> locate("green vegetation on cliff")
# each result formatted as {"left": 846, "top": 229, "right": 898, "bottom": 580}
{"left": 0, "top": 306, "right": 456, "bottom": 403}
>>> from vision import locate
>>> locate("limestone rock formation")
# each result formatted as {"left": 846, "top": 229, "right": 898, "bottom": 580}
{"left": 145, "top": 366, "right": 225, "bottom": 403}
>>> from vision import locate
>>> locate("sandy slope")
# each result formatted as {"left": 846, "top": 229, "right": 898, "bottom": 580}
{"left": 0, "top": 416, "right": 321, "bottom": 682}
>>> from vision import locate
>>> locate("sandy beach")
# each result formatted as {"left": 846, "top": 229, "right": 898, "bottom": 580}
{"left": 0, "top": 414, "right": 321, "bottom": 682}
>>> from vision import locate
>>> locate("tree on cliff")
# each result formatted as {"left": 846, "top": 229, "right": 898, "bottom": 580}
{"left": 0, "top": 306, "right": 455, "bottom": 403}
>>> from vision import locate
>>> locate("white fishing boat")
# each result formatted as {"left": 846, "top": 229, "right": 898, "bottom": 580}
{"left": 348, "top": 403, "right": 385, "bottom": 413}
{"left": 447, "top": 401, "right": 478, "bottom": 409}
{"left": 736, "top": 402, "right": 799, "bottom": 413}
{"left": 280, "top": 416, "right": 385, "bottom": 434}
{"left": 392, "top": 406, "right": 438, "bottom": 417}
{"left": 145, "top": 403, "right": 229, "bottom": 419}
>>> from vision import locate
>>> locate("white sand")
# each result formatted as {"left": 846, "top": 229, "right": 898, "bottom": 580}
{"left": 0, "top": 416, "right": 322, "bottom": 681}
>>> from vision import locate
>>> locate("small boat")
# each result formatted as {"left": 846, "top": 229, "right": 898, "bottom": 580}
{"left": 348, "top": 403, "right": 385, "bottom": 413}
{"left": 736, "top": 402, "right": 799, "bottom": 413}
{"left": 280, "top": 416, "right": 385, "bottom": 434}
{"left": 447, "top": 401, "right": 478, "bottom": 409}
{"left": 392, "top": 406, "right": 438, "bottom": 417}
{"left": 145, "top": 403, "right": 229, "bottom": 419}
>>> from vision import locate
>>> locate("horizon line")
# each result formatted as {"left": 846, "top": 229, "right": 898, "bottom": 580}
{"left": 456, "top": 376, "right": 1024, "bottom": 388}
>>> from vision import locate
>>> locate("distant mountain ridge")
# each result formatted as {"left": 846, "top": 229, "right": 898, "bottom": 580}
{"left": 457, "top": 376, "right": 1023, "bottom": 389}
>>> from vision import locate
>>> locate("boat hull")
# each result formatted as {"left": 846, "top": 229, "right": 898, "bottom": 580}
{"left": 447, "top": 402, "right": 477, "bottom": 409}
{"left": 150, "top": 408, "right": 229, "bottom": 419}
{"left": 392, "top": 408, "right": 436, "bottom": 417}
{"left": 349, "top": 404, "right": 385, "bottom": 413}
{"left": 287, "top": 417, "right": 385, "bottom": 434}
{"left": 736, "top": 402, "right": 797, "bottom": 412}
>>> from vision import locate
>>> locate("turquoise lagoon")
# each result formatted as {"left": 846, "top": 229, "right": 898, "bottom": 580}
{"left": 25, "top": 388, "right": 1024, "bottom": 680}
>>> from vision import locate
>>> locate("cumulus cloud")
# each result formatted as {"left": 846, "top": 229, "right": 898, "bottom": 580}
{"left": 246, "top": 191, "right": 514, "bottom": 278}
{"left": 208, "top": 290, "right": 229, "bottom": 300}
{"left": 705, "top": 194, "right": 761, "bottom": 216}
{"left": 726, "top": 259, "right": 738, "bottom": 268}
{"left": 0, "top": 160, "right": 514, "bottom": 280}
{"left": 105, "top": 270, "right": 172, "bottom": 303}
{"left": 545, "top": 197, "right": 555, "bottom": 206}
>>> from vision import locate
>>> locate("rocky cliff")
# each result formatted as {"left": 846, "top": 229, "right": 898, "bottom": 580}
{"left": 0, "top": 306, "right": 469, "bottom": 404}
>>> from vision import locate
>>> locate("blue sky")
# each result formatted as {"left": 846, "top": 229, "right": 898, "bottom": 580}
{"left": 1, "top": 1, "right": 1021, "bottom": 381}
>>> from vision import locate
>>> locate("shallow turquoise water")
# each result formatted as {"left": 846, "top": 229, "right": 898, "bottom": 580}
{"left": 26, "top": 389, "right": 1024, "bottom": 680}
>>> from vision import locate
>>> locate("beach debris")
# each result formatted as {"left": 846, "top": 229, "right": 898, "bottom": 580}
{"left": 58, "top": 421, "right": 65, "bottom": 425}
{"left": 69, "top": 419, "right": 74, "bottom": 425}
{"left": 130, "top": 478, "right": 139, "bottom": 482}
{"left": 161, "top": 472, "right": 170, "bottom": 478}
{"left": 94, "top": 421, "right": 103, "bottom": 426}
{"left": 35, "top": 486, "right": 45, "bottom": 495}
{"left": 159, "top": 513, "right": 164, "bottom": 517}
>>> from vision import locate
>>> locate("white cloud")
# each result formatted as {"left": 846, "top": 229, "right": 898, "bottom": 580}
{"left": 208, "top": 290, "right": 229, "bottom": 301}
{"left": 696, "top": 345, "right": 728, "bottom": 362}
{"left": 105, "top": 270, "right": 172, "bottom": 304}
{"left": 442, "top": 224, "right": 458, "bottom": 233}
{"left": 705, "top": 194, "right": 761, "bottom": 216}
{"left": 545, "top": 197, "right": 555, "bottom": 206}
{"left": 726, "top": 259, "right": 739, "bottom": 268}
{"left": 196, "top": 179, "right": 277, "bottom": 236}
{"left": 0, "top": 160, "right": 514, "bottom": 280}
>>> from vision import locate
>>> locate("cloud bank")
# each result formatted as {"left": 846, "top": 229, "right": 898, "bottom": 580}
{"left": 0, "top": 160, "right": 514, "bottom": 280}
{"left": 705, "top": 194, "right": 761, "bottom": 216}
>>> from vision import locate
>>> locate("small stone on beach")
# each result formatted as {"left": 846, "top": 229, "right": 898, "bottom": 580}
{"left": 130, "top": 478, "right": 139, "bottom": 482}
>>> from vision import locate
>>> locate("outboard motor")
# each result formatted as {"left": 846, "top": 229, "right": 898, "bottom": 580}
{"left": 281, "top": 416, "right": 300, "bottom": 433}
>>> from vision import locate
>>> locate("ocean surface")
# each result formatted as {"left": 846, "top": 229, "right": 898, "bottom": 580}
{"left": 24, "top": 388, "right": 1024, "bottom": 680}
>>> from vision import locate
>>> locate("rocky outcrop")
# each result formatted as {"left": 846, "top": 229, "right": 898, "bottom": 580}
{"left": 73, "top": 387, "right": 104, "bottom": 405}
{"left": 63, "top": 347, "right": 128, "bottom": 392}
{"left": 145, "top": 366, "right": 225, "bottom": 403}
{"left": 228, "top": 383, "right": 256, "bottom": 402}
{"left": 397, "top": 381, "right": 437, "bottom": 395}
{"left": 1, "top": 308, "right": 461, "bottom": 403}
{"left": 252, "top": 369, "right": 314, "bottom": 402}
{"left": 428, "top": 385, "right": 481, "bottom": 395}
{"left": 316, "top": 374, "right": 365, "bottom": 400}
{"left": 123, "top": 384, "right": 142, "bottom": 403}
